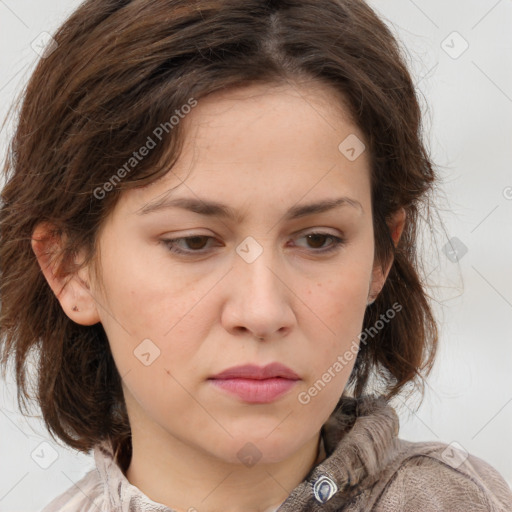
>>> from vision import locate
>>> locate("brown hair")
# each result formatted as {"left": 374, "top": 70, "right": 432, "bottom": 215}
{"left": 0, "top": 0, "right": 441, "bottom": 465}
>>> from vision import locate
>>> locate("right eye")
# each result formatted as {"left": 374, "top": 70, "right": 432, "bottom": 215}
{"left": 161, "top": 235, "right": 219, "bottom": 256}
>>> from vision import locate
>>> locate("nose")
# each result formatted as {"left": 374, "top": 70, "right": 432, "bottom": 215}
{"left": 220, "top": 242, "right": 295, "bottom": 341}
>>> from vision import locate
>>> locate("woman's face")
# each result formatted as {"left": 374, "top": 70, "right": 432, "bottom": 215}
{"left": 50, "top": 82, "right": 400, "bottom": 465}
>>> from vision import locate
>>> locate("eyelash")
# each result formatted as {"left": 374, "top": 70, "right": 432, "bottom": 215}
{"left": 161, "top": 231, "right": 346, "bottom": 257}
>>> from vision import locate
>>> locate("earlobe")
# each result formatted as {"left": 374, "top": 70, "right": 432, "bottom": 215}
{"left": 367, "top": 207, "right": 407, "bottom": 304}
{"left": 31, "top": 222, "right": 101, "bottom": 326}
{"left": 367, "top": 265, "right": 384, "bottom": 306}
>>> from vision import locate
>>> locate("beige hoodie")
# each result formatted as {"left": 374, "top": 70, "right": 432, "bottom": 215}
{"left": 41, "top": 395, "right": 512, "bottom": 511}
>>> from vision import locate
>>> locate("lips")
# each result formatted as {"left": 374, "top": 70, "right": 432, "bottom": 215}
{"left": 208, "top": 362, "right": 300, "bottom": 381}
{"left": 208, "top": 363, "right": 300, "bottom": 404}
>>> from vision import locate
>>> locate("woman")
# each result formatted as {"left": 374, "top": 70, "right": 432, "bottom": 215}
{"left": 1, "top": 0, "right": 511, "bottom": 510}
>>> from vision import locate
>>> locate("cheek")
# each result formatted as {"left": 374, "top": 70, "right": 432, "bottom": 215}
{"left": 94, "top": 260, "right": 216, "bottom": 398}
{"left": 120, "top": 359, "right": 207, "bottom": 441}
{"left": 97, "top": 233, "right": 212, "bottom": 336}
{"left": 305, "top": 270, "right": 369, "bottom": 337}
{"left": 297, "top": 269, "right": 369, "bottom": 386}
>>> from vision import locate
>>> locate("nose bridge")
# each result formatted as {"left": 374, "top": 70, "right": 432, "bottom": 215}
{"left": 235, "top": 235, "right": 283, "bottom": 301}
{"left": 224, "top": 235, "right": 294, "bottom": 337}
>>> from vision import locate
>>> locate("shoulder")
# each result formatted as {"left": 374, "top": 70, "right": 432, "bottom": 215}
{"left": 373, "top": 439, "right": 512, "bottom": 511}
{"left": 40, "top": 468, "right": 104, "bottom": 512}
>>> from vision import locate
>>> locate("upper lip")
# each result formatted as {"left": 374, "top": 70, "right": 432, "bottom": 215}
{"left": 209, "top": 363, "right": 300, "bottom": 380}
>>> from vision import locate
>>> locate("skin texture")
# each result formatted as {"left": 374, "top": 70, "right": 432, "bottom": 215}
{"left": 32, "top": 81, "right": 405, "bottom": 512}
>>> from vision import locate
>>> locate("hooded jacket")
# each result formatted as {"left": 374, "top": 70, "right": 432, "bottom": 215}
{"left": 41, "top": 395, "right": 512, "bottom": 511}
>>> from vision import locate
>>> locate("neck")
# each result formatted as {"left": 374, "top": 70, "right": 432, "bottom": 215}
{"left": 125, "top": 424, "right": 324, "bottom": 512}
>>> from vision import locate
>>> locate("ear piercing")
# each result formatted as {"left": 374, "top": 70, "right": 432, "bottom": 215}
{"left": 72, "top": 305, "right": 79, "bottom": 312}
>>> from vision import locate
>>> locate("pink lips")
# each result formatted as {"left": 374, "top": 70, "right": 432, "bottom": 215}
{"left": 208, "top": 363, "right": 300, "bottom": 404}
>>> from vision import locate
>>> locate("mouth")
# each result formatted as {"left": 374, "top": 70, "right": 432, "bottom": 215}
{"left": 208, "top": 362, "right": 300, "bottom": 404}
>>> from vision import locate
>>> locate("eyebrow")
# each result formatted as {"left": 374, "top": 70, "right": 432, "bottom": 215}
{"left": 136, "top": 195, "right": 363, "bottom": 221}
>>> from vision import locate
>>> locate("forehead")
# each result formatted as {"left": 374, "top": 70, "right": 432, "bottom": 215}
{"left": 117, "top": 80, "right": 370, "bottom": 219}
{"left": 189, "top": 80, "right": 358, "bottom": 137}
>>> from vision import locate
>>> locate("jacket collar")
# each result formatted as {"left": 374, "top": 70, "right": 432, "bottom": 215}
{"left": 276, "top": 394, "right": 401, "bottom": 511}
{"left": 94, "top": 395, "right": 400, "bottom": 511}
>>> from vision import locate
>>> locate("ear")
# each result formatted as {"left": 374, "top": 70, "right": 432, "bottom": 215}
{"left": 367, "top": 207, "right": 407, "bottom": 303}
{"left": 31, "top": 221, "right": 101, "bottom": 326}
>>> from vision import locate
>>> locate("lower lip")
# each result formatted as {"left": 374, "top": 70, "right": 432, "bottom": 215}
{"left": 208, "top": 378, "right": 298, "bottom": 403}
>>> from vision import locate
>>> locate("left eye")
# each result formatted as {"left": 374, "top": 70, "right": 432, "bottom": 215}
{"left": 161, "top": 232, "right": 345, "bottom": 256}
{"left": 294, "top": 232, "right": 344, "bottom": 252}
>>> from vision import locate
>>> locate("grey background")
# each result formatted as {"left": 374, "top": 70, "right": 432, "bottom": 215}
{"left": 0, "top": 1, "right": 511, "bottom": 510}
